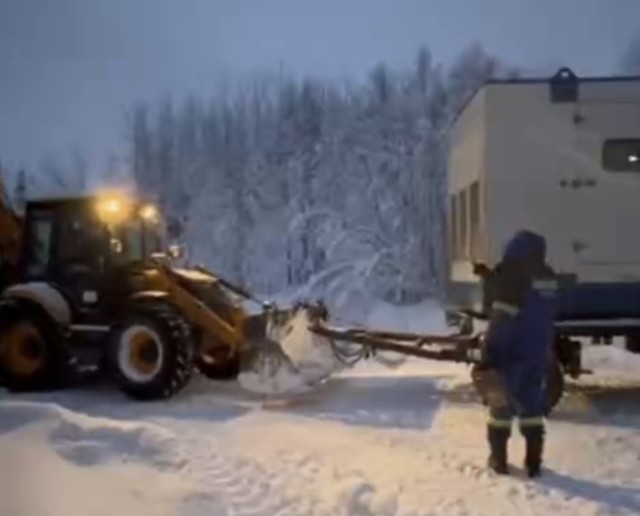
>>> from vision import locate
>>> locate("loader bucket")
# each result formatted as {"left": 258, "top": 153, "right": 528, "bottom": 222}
{"left": 237, "top": 303, "right": 341, "bottom": 396}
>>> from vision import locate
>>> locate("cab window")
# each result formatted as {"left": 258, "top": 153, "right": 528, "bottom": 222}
{"left": 57, "top": 207, "right": 107, "bottom": 273}
{"left": 23, "top": 209, "right": 53, "bottom": 278}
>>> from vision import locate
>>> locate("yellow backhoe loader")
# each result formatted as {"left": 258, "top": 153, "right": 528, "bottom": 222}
{"left": 0, "top": 192, "right": 333, "bottom": 400}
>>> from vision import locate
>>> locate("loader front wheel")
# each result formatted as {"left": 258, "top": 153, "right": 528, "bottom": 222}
{"left": 109, "top": 303, "right": 195, "bottom": 401}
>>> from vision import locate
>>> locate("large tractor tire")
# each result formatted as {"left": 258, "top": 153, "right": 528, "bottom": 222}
{"left": 108, "top": 302, "right": 195, "bottom": 401}
{"left": 0, "top": 299, "right": 72, "bottom": 392}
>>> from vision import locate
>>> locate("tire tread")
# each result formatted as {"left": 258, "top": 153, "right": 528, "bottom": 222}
{"left": 109, "top": 300, "right": 195, "bottom": 401}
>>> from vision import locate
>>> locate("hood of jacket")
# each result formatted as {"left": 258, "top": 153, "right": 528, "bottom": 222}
{"left": 502, "top": 230, "right": 547, "bottom": 268}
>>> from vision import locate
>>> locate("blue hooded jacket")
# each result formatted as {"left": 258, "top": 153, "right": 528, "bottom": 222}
{"left": 484, "top": 231, "right": 557, "bottom": 415}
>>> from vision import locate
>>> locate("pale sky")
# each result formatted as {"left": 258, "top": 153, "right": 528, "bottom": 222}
{"left": 1, "top": 0, "right": 639, "bottom": 173}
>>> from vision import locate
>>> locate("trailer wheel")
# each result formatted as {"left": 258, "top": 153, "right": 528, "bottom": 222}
{"left": 0, "top": 299, "right": 71, "bottom": 392}
{"left": 109, "top": 302, "right": 195, "bottom": 400}
{"left": 545, "top": 358, "right": 565, "bottom": 415}
{"left": 624, "top": 335, "right": 640, "bottom": 354}
{"left": 470, "top": 358, "right": 565, "bottom": 415}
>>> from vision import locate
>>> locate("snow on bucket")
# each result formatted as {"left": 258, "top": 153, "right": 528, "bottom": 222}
{"left": 237, "top": 305, "right": 341, "bottom": 396}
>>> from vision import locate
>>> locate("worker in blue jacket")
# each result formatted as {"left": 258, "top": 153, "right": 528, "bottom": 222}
{"left": 475, "top": 230, "right": 557, "bottom": 477}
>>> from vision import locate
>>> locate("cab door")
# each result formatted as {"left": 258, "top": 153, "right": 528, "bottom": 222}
{"left": 51, "top": 203, "right": 110, "bottom": 324}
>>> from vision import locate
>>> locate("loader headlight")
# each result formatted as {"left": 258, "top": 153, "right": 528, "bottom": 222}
{"left": 105, "top": 199, "right": 121, "bottom": 213}
{"left": 96, "top": 195, "right": 128, "bottom": 223}
{"left": 140, "top": 204, "right": 158, "bottom": 222}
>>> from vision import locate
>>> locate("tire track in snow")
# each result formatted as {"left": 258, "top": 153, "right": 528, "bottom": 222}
{"left": 170, "top": 425, "right": 295, "bottom": 516}
{"left": 169, "top": 420, "right": 393, "bottom": 516}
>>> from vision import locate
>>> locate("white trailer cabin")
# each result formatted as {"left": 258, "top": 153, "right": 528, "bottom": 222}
{"left": 446, "top": 68, "right": 640, "bottom": 326}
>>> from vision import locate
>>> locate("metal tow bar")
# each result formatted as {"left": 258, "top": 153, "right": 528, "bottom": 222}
{"left": 308, "top": 322, "right": 483, "bottom": 365}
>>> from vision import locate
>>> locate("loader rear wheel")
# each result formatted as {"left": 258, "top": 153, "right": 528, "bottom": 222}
{"left": 109, "top": 302, "right": 195, "bottom": 401}
{"left": 0, "top": 299, "right": 71, "bottom": 392}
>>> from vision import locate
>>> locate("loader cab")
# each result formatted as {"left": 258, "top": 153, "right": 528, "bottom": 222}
{"left": 17, "top": 195, "right": 171, "bottom": 321}
{"left": 21, "top": 198, "right": 103, "bottom": 282}
{"left": 19, "top": 195, "right": 168, "bottom": 280}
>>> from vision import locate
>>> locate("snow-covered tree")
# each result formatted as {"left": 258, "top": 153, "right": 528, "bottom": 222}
{"left": 124, "top": 42, "right": 511, "bottom": 306}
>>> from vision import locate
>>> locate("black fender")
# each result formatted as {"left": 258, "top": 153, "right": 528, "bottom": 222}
{"left": 3, "top": 283, "right": 72, "bottom": 326}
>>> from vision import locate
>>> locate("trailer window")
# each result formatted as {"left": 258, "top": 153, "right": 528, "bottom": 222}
{"left": 24, "top": 211, "right": 53, "bottom": 278}
{"left": 469, "top": 181, "right": 480, "bottom": 258}
{"left": 450, "top": 185, "right": 481, "bottom": 261}
{"left": 449, "top": 195, "right": 458, "bottom": 259}
{"left": 459, "top": 191, "right": 468, "bottom": 259}
{"left": 603, "top": 139, "right": 640, "bottom": 172}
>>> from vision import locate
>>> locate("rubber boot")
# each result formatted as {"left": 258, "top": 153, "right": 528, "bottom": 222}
{"left": 521, "top": 424, "right": 545, "bottom": 478}
{"left": 487, "top": 425, "right": 510, "bottom": 475}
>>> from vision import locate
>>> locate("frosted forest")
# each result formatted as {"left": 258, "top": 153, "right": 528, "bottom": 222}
{"left": 0, "top": 43, "right": 563, "bottom": 307}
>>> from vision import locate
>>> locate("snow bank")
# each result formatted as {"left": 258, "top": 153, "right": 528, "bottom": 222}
{"left": 269, "top": 265, "right": 442, "bottom": 326}
{"left": 349, "top": 299, "right": 449, "bottom": 370}
{"left": 0, "top": 401, "right": 191, "bottom": 516}
{"left": 364, "top": 299, "right": 447, "bottom": 332}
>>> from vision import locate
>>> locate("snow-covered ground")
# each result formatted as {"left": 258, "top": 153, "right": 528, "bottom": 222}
{"left": 3, "top": 303, "right": 640, "bottom": 516}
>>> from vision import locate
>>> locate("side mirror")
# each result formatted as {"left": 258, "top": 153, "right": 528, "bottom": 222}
{"left": 168, "top": 244, "right": 184, "bottom": 260}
